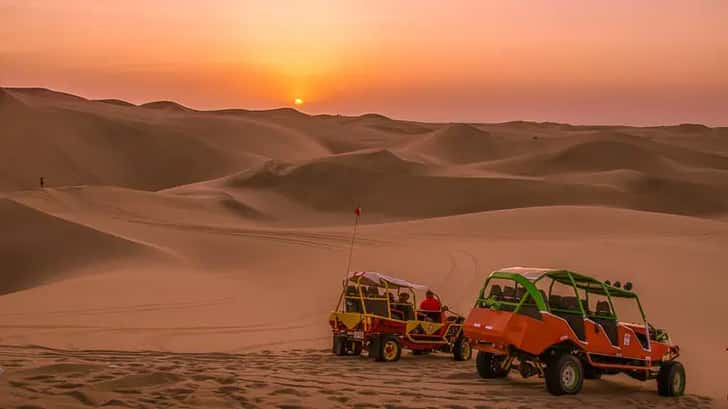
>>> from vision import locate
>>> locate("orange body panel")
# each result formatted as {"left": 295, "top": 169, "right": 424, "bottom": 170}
{"left": 583, "top": 319, "right": 620, "bottom": 355}
{"left": 464, "top": 308, "right": 588, "bottom": 355}
{"left": 616, "top": 323, "right": 670, "bottom": 361}
{"left": 618, "top": 324, "right": 648, "bottom": 358}
{"left": 465, "top": 308, "right": 673, "bottom": 366}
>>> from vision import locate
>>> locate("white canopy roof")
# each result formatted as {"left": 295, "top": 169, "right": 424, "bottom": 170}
{"left": 496, "top": 266, "right": 559, "bottom": 281}
{"left": 348, "top": 271, "right": 427, "bottom": 290}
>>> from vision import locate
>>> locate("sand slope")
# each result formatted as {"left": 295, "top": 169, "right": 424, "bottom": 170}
{"left": 0, "top": 197, "right": 169, "bottom": 295}
{"left": 398, "top": 123, "right": 507, "bottom": 164}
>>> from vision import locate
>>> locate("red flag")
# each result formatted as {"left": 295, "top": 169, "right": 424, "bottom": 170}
{"left": 355, "top": 207, "right": 362, "bottom": 216}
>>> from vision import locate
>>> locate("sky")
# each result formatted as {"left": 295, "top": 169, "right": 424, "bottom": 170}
{"left": 1, "top": 0, "right": 727, "bottom": 125}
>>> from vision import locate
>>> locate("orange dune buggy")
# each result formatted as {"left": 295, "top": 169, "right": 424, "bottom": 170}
{"left": 464, "top": 267, "right": 683, "bottom": 396}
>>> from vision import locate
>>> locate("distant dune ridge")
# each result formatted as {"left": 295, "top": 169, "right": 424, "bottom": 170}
{"left": 139, "top": 100, "right": 193, "bottom": 112}
{"left": 0, "top": 87, "right": 727, "bottom": 404}
{"left": 401, "top": 123, "right": 506, "bottom": 164}
{"left": 93, "top": 98, "right": 136, "bottom": 107}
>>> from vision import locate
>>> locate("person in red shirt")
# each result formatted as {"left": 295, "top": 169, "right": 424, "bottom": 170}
{"left": 419, "top": 290, "right": 441, "bottom": 311}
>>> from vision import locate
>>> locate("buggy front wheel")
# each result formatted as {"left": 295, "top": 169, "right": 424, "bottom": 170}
{"left": 657, "top": 361, "right": 685, "bottom": 397}
{"left": 544, "top": 353, "right": 584, "bottom": 395}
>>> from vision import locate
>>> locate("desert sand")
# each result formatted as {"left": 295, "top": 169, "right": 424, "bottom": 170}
{"left": 1, "top": 87, "right": 727, "bottom": 408}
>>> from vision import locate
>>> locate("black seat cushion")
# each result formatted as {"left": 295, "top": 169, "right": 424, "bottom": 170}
{"left": 592, "top": 317, "right": 618, "bottom": 345}
{"left": 366, "top": 287, "right": 381, "bottom": 298}
{"left": 595, "top": 301, "right": 611, "bottom": 316}
{"left": 549, "top": 295, "right": 562, "bottom": 310}
{"left": 419, "top": 311, "right": 441, "bottom": 322}
{"left": 502, "top": 286, "right": 516, "bottom": 302}
{"left": 392, "top": 303, "right": 415, "bottom": 320}
{"left": 561, "top": 296, "right": 578, "bottom": 311}
{"left": 364, "top": 299, "right": 387, "bottom": 316}
{"left": 516, "top": 287, "right": 526, "bottom": 301}
{"left": 553, "top": 311, "right": 586, "bottom": 341}
{"left": 345, "top": 298, "right": 363, "bottom": 313}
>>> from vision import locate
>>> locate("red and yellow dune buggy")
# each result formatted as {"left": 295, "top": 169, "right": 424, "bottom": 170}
{"left": 464, "top": 267, "right": 684, "bottom": 396}
{"left": 329, "top": 271, "right": 471, "bottom": 362}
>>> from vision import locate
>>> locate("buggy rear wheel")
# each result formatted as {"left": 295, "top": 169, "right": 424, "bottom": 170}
{"left": 657, "top": 361, "right": 685, "bottom": 397}
{"left": 544, "top": 353, "right": 584, "bottom": 395}
{"left": 332, "top": 335, "right": 347, "bottom": 356}
{"left": 376, "top": 335, "right": 402, "bottom": 362}
{"left": 476, "top": 351, "right": 509, "bottom": 378}
{"left": 350, "top": 341, "right": 363, "bottom": 356}
{"left": 453, "top": 338, "right": 472, "bottom": 361}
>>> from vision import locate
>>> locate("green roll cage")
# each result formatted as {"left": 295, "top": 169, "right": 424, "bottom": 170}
{"left": 475, "top": 269, "right": 648, "bottom": 324}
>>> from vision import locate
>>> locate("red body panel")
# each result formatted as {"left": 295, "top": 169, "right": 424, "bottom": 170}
{"left": 330, "top": 313, "right": 459, "bottom": 352}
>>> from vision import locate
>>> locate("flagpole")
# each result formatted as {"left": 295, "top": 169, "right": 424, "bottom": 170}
{"left": 345, "top": 207, "right": 361, "bottom": 285}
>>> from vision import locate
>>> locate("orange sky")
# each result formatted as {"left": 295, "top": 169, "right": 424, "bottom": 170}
{"left": 2, "top": 0, "right": 727, "bottom": 125}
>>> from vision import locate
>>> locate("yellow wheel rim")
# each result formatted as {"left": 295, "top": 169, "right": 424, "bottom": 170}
{"left": 463, "top": 342, "right": 471, "bottom": 359}
{"left": 383, "top": 340, "right": 398, "bottom": 361}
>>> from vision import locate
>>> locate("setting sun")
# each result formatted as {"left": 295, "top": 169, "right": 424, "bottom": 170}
{"left": 294, "top": 98, "right": 304, "bottom": 106}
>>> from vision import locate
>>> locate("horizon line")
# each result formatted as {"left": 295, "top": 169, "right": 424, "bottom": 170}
{"left": 2, "top": 85, "right": 722, "bottom": 130}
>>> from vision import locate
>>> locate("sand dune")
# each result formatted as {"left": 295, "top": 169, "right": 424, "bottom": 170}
{"left": 93, "top": 99, "right": 136, "bottom": 107}
{"left": 0, "top": 88, "right": 330, "bottom": 191}
{"left": 520, "top": 140, "right": 675, "bottom": 174}
{"left": 399, "top": 123, "right": 507, "bottom": 164}
{"left": 172, "top": 154, "right": 728, "bottom": 221}
{"left": 1, "top": 88, "right": 727, "bottom": 406}
{"left": 0, "top": 88, "right": 24, "bottom": 110}
{"left": 4, "top": 87, "right": 87, "bottom": 105}
{"left": 0, "top": 197, "right": 169, "bottom": 295}
{"left": 139, "top": 100, "right": 193, "bottom": 112}
{"left": 485, "top": 133, "right": 728, "bottom": 176}
{"left": 189, "top": 158, "right": 618, "bottom": 222}
{"left": 226, "top": 149, "right": 428, "bottom": 187}
{"left": 9, "top": 186, "right": 269, "bottom": 227}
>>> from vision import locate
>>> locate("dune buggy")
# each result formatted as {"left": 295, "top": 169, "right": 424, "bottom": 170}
{"left": 464, "top": 267, "right": 683, "bottom": 396}
{"left": 329, "top": 271, "right": 471, "bottom": 362}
